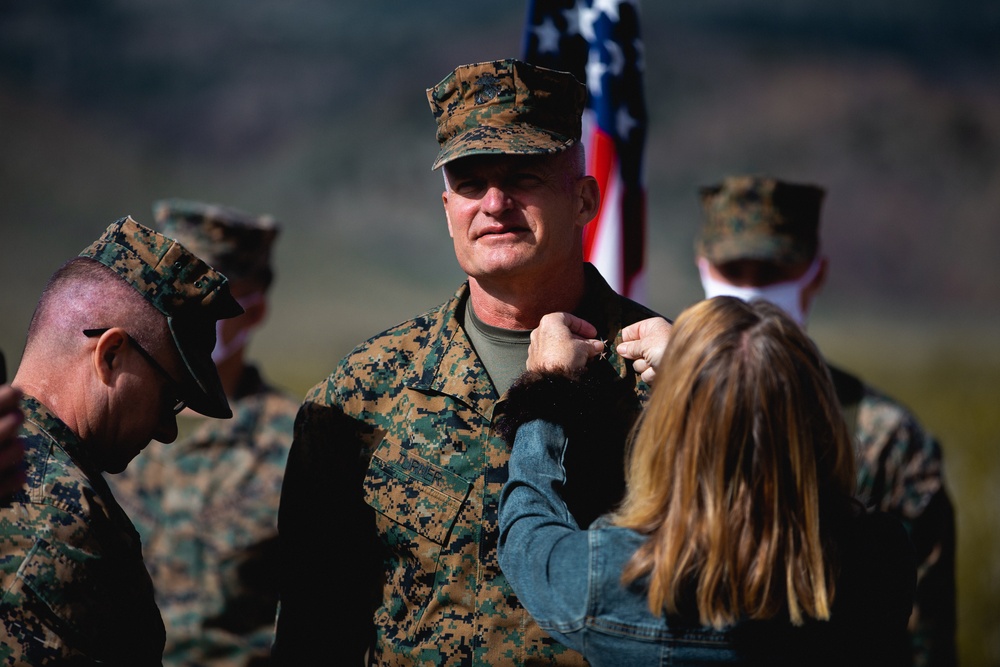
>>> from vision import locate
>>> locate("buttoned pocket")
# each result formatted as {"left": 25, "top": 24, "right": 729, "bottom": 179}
{"left": 364, "top": 436, "right": 472, "bottom": 634}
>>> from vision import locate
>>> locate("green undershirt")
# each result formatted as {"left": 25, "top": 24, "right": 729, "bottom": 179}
{"left": 462, "top": 301, "right": 532, "bottom": 397}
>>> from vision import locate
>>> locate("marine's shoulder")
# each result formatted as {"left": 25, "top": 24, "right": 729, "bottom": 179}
{"left": 618, "top": 296, "right": 663, "bottom": 326}
{"left": 306, "top": 296, "right": 460, "bottom": 398}
{"left": 854, "top": 382, "right": 939, "bottom": 454}
{"left": 857, "top": 383, "right": 922, "bottom": 423}
{"left": 7, "top": 426, "right": 126, "bottom": 560}
{"left": 826, "top": 363, "right": 935, "bottom": 442}
{"left": 18, "top": 421, "right": 100, "bottom": 517}
{"left": 582, "top": 262, "right": 665, "bottom": 325}
{"left": 349, "top": 298, "right": 456, "bottom": 355}
{"left": 284, "top": 298, "right": 457, "bottom": 422}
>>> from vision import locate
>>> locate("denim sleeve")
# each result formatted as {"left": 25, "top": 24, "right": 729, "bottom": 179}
{"left": 498, "top": 419, "right": 592, "bottom": 650}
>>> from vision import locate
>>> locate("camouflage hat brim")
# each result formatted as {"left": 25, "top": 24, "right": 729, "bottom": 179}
{"left": 166, "top": 314, "right": 231, "bottom": 419}
{"left": 697, "top": 234, "right": 811, "bottom": 266}
{"left": 431, "top": 125, "right": 578, "bottom": 170}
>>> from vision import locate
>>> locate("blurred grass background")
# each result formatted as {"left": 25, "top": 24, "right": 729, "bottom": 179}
{"left": 1, "top": 2, "right": 997, "bottom": 663}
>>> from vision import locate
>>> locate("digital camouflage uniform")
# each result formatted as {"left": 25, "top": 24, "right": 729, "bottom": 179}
{"left": 0, "top": 395, "right": 165, "bottom": 665}
{"left": 831, "top": 366, "right": 957, "bottom": 667}
{"left": 110, "top": 365, "right": 297, "bottom": 667}
{"left": 697, "top": 176, "right": 958, "bottom": 667}
{"left": 0, "top": 216, "right": 240, "bottom": 666}
{"left": 275, "top": 265, "right": 659, "bottom": 666}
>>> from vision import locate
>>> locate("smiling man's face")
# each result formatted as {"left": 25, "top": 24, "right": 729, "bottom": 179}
{"left": 441, "top": 150, "right": 592, "bottom": 284}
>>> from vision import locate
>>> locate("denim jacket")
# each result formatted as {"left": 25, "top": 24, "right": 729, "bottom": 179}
{"left": 498, "top": 415, "right": 916, "bottom": 667}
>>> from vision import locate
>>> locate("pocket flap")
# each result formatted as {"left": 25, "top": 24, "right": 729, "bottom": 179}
{"left": 365, "top": 438, "right": 471, "bottom": 545}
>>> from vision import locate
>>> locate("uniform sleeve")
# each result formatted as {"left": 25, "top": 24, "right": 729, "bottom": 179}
{"left": 0, "top": 507, "right": 96, "bottom": 664}
{"left": 907, "top": 460, "right": 957, "bottom": 667}
{"left": 273, "top": 388, "right": 381, "bottom": 666}
{"left": 0, "top": 502, "right": 164, "bottom": 665}
{"left": 498, "top": 419, "right": 591, "bottom": 652}
{"left": 848, "top": 510, "right": 919, "bottom": 667}
{"left": 857, "top": 397, "right": 957, "bottom": 667}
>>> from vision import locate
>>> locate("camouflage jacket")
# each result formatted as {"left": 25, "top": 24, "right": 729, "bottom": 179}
{"left": 274, "top": 264, "right": 660, "bottom": 666}
{"left": 0, "top": 395, "right": 165, "bottom": 666}
{"left": 109, "top": 365, "right": 298, "bottom": 667}
{"left": 830, "top": 365, "right": 956, "bottom": 667}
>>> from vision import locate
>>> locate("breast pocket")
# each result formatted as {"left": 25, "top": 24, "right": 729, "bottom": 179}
{"left": 364, "top": 436, "right": 472, "bottom": 632}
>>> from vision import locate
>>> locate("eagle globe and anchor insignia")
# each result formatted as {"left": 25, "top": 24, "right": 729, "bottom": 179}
{"left": 474, "top": 74, "right": 503, "bottom": 105}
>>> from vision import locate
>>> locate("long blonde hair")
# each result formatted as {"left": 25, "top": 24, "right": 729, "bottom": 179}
{"left": 612, "top": 296, "right": 856, "bottom": 628}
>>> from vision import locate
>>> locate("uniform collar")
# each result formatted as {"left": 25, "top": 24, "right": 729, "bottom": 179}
{"left": 403, "top": 267, "right": 640, "bottom": 415}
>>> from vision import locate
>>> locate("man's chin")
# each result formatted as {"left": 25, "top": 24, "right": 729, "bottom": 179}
{"left": 468, "top": 251, "right": 537, "bottom": 278}
{"left": 103, "top": 447, "right": 145, "bottom": 475}
{"left": 104, "top": 460, "right": 129, "bottom": 475}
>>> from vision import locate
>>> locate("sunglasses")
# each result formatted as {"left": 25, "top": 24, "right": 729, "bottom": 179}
{"left": 83, "top": 328, "right": 186, "bottom": 415}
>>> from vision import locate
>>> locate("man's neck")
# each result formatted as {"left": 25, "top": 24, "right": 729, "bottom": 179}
{"left": 13, "top": 363, "right": 86, "bottom": 439}
{"left": 466, "top": 264, "right": 587, "bottom": 330}
{"left": 215, "top": 351, "right": 247, "bottom": 398}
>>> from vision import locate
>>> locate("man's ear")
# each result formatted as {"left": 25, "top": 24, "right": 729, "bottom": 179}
{"left": 577, "top": 175, "right": 601, "bottom": 228}
{"left": 92, "top": 328, "right": 128, "bottom": 386}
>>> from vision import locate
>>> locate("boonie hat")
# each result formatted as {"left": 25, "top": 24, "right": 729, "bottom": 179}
{"left": 427, "top": 58, "right": 586, "bottom": 170}
{"left": 78, "top": 216, "right": 244, "bottom": 419}
{"left": 696, "top": 175, "right": 826, "bottom": 266}
{"left": 152, "top": 199, "right": 280, "bottom": 288}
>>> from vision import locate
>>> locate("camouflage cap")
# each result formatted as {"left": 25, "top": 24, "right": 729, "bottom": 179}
{"left": 152, "top": 199, "right": 280, "bottom": 287}
{"left": 696, "top": 175, "right": 826, "bottom": 266}
{"left": 78, "top": 216, "right": 244, "bottom": 419}
{"left": 426, "top": 58, "right": 586, "bottom": 170}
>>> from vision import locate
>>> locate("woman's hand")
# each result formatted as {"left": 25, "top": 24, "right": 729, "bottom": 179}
{"left": 527, "top": 313, "right": 604, "bottom": 375}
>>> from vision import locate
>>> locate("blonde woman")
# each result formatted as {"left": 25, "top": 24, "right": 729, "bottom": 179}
{"left": 497, "top": 297, "right": 915, "bottom": 666}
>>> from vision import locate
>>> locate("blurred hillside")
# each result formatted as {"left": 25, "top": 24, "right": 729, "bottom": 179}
{"left": 2, "top": 1, "right": 999, "bottom": 356}
{"left": 1, "top": 1, "right": 999, "bottom": 664}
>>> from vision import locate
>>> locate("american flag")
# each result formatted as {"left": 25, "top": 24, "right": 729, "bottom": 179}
{"left": 522, "top": 0, "right": 648, "bottom": 302}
